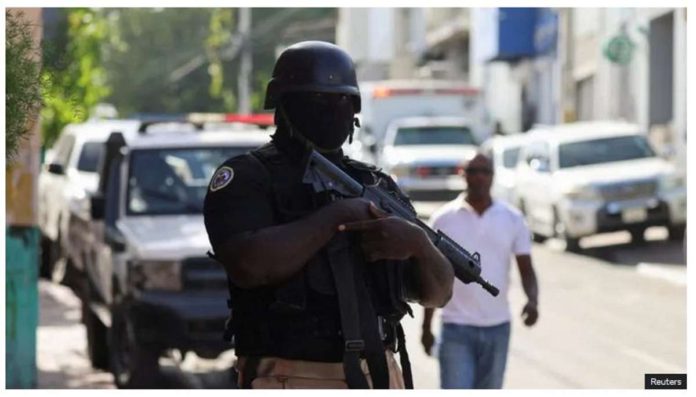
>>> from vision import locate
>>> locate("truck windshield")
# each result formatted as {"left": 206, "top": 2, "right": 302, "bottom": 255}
{"left": 126, "top": 147, "right": 252, "bottom": 215}
{"left": 394, "top": 126, "right": 477, "bottom": 146}
{"left": 558, "top": 135, "right": 656, "bottom": 169}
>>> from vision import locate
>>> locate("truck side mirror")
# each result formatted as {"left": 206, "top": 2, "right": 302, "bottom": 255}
{"left": 90, "top": 195, "right": 105, "bottom": 220}
{"left": 530, "top": 158, "right": 550, "bottom": 173}
{"left": 47, "top": 163, "right": 65, "bottom": 175}
{"left": 105, "top": 227, "right": 127, "bottom": 252}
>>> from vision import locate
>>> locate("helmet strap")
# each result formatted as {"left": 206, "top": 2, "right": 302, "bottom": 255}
{"left": 349, "top": 117, "right": 360, "bottom": 144}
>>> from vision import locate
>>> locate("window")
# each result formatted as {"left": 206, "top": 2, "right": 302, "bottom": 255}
{"left": 53, "top": 135, "right": 76, "bottom": 167}
{"left": 502, "top": 147, "right": 521, "bottom": 169}
{"left": 77, "top": 141, "right": 105, "bottom": 172}
{"left": 126, "top": 146, "right": 254, "bottom": 216}
{"left": 558, "top": 135, "right": 656, "bottom": 169}
{"left": 394, "top": 126, "right": 478, "bottom": 146}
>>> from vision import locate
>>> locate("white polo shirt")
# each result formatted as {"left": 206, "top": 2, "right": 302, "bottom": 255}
{"left": 429, "top": 195, "right": 531, "bottom": 327}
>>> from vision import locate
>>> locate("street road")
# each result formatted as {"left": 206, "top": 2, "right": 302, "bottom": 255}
{"left": 36, "top": 202, "right": 686, "bottom": 389}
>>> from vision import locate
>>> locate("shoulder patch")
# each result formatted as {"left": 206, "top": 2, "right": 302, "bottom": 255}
{"left": 210, "top": 166, "right": 235, "bottom": 192}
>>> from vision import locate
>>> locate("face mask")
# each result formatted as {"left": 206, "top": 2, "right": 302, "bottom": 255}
{"left": 281, "top": 92, "right": 355, "bottom": 151}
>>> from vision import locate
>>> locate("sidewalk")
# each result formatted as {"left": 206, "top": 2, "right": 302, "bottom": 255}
{"left": 36, "top": 280, "right": 115, "bottom": 388}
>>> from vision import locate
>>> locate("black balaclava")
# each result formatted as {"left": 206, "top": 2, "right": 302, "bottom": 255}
{"left": 279, "top": 92, "right": 355, "bottom": 153}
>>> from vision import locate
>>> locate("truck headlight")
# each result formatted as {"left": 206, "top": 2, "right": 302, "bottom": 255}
{"left": 563, "top": 185, "right": 601, "bottom": 201}
{"left": 659, "top": 174, "right": 684, "bottom": 191}
{"left": 390, "top": 164, "right": 410, "bottom": 178}
{"left": 130, "top": 260, "right": 182, "bottom": 291}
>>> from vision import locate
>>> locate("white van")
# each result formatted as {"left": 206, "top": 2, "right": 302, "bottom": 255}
{"left": 358, "top": 80, "right": 491, "bottom": 161}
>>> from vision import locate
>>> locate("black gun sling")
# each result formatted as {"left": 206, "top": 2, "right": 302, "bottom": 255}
{"left": 327, "top": 234, "right": 390, "bottom": 389}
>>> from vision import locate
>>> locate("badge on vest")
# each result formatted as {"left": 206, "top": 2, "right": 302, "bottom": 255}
{"left": 210, "top": 166, "right": 234, "bottom": 192}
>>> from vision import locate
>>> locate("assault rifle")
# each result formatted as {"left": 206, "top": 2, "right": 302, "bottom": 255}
{"left": 303, "top": 149, "right": 499, "bottom": 297}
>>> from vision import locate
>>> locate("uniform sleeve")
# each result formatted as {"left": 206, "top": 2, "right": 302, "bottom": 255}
{"left": 203, "top": 154, "right": 275, "bottom": 251}
{"left": 512, "top": 214, "right": 532, "bottom": 255}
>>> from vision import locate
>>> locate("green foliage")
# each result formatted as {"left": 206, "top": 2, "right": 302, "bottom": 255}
{"left": 206, "top": 8, "right": 235, "bottom": 107}
{"left": 6, "top": 11, "right": 42, "bottom": 161}
{"left": 101, "top": 8, "right": 228, "bottom": 114}
{"left": 38, "top": 7, "right": 337, "bottom": 131}
{"left": 41, "top": 8, "right": 111, "bottom": 148}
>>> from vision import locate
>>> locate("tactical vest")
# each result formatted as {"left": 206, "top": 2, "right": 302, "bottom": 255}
{"left": 218, "top": 142, "right": 415, "bottom": 389}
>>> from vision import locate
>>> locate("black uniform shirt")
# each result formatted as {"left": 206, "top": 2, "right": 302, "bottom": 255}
{"left": 203, "top": 152, "right": 276, "bottom": 252}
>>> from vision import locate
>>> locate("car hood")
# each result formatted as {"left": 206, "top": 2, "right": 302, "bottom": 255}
{"left": 118, "top": 215, "right": 211, "bottom": 260}
{"left": 553, "top": 157, "right": 675, "bottom": 188}
{"left": 383, "top": 145, "right": 478, "bottom": 166}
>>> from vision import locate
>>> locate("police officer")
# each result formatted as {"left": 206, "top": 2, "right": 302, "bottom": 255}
{"left": 204, "top": 41, "right": 454, "bottom": 389}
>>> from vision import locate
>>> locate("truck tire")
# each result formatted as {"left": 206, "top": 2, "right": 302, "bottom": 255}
{"left": 629, "top": 228, "right": 646, "bottom": 245}
{"left": 82, "top": 283, "right": 110, "bottom": 370}
{"left": 519, "top": 200, "right": 547, "bottom": 243}
{"left": 668, "top": 224, "right": 686, "bottom": 241}
{"left": 554, "top": 207, "right": 580, "bottom": 252}
{"left": 109, "top": 298, "right": 162, "bottom": 388}
{"left": 40, "top": 235, "right": 53, "bottom": 279}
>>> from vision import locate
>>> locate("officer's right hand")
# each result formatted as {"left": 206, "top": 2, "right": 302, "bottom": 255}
{"left": 421, "top": 329, "right": 435, "bottom": 356}
{"left": 327, "top": 198, "right": 377, "bottom": 225}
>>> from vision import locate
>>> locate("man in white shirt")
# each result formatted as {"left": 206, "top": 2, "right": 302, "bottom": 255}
{"left": 421, "top": 153, "right": 539, "bottom": 389}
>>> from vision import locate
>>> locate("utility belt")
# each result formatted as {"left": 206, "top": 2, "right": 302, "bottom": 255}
{"left": 227, "top": 300, "right": 398, "bottom": 361}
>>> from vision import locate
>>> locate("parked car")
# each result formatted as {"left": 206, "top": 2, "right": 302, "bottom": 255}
{"left": 75, "top": 121, "right": 271, "bottom": 387}
{"left": 514, "top": 121, "right": 687, "bottom": 251}
{"left": 480, "top": 133, "right": 532, "bottom": 206}
{"left": 38, "top": 119, "right": 141, "bottom": 281}
{"left": 379, "top": 116, "right": 480, "bottom": 201}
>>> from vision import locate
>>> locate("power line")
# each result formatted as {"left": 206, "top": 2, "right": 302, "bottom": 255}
{"left": 169, "top": 8, "right": 304, "bottom": 83}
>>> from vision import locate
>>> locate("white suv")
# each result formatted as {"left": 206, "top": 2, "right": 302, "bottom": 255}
{"left": 514, "top": 121, "right": 686, "bottom": 251}
{"left": 38, "top": 119, "right": 141, "bottom": 280}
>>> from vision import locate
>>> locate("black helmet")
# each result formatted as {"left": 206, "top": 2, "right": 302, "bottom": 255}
{"left": 264, "top": 41, "right": 361, "bottom": 112}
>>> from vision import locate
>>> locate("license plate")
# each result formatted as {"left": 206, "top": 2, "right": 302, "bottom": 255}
{"left": 621, "top": 207, "right": 647, "bottom": 223}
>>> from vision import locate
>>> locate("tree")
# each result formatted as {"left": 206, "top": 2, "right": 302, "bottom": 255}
{"left": 206, "top": 8, "right": 236, "bottom": 110}
{"left": 101, "top": 8, "right": 228, "bottom": 115}
{"left": 41, "top": 8, "right": 111, "bottom": 148}
{"left": 6, "top": 10, "right": 42, "bottom": 161}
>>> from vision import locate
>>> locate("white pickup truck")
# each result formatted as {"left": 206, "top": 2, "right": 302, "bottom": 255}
{"left": 379, "top": 116, "right": 481, "bottom": 201}
{"left": 38, "top": 119, "right": 141, "bottom": 281}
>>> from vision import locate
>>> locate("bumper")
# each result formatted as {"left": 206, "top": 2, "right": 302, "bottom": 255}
{"left": 558, "top": 190, "right": 687, "bottom": 238}
{"left": 129, "top": 289, "right": 231, "bottom": 358}
{"left": 396, "top": 175, "right": 464, "bottom": 201}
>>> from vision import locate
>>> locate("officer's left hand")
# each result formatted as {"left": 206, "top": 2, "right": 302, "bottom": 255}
{"left": 339, "top": 203, "right": 428, "bottom": 262}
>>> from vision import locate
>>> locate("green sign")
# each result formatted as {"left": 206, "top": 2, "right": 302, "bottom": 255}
{"left": 603, "top": 34, "right": 635, "bottom": 65}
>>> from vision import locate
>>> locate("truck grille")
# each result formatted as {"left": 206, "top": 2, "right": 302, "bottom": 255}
{"left": 599, "top": 180, "right": 657, "bottom": 201}
{"left": 181, "top": 257, "right": 228, "bottom": 290}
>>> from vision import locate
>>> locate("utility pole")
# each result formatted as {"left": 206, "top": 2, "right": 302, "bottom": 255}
{"left": 238, "top": 8, "right": 252, "bottom": 114}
